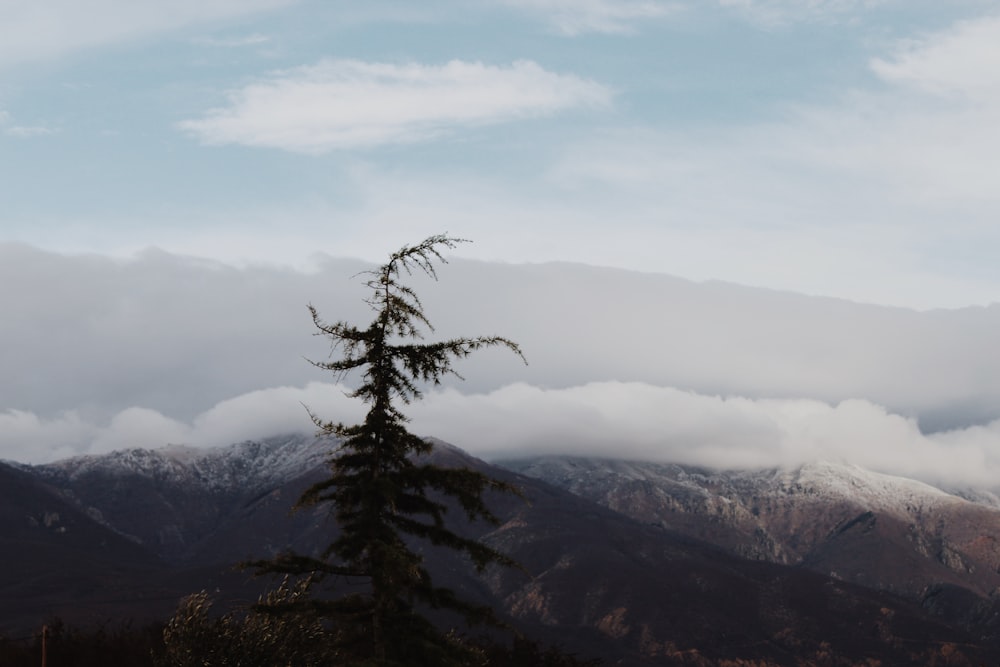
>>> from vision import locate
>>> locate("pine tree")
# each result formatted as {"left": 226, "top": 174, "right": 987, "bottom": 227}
{"left": 249, "top": 234, "right": 526, "bottom": 666}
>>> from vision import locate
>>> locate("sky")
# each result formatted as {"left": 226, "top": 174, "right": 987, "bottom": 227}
{"left": 4, "top": 1, "right": 1000, "bottom": 485}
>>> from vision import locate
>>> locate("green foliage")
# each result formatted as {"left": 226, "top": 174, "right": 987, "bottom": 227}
{"left": 248, "top": 235, "right": 526, "bottom": 665}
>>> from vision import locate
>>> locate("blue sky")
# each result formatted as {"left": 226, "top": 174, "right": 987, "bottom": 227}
{"left": 4, "top": 0, "right": 1000, "bottom": 309}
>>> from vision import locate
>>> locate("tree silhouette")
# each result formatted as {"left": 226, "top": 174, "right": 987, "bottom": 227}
{"left": 249, "top": 234, "right": 526, "bottom": 666}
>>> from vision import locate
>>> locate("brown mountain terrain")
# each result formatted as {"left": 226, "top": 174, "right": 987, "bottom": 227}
{"left": 501, "top": 457, "right": 1000, "bottom": 635}
{"left": 2, "top": 439, "right": 1000, "bottom": 664}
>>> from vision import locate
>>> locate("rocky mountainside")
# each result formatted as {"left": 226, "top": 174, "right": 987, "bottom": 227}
{"left": 4, "top": 440, "right": 1000, "bottom": 665}
{"left": 0, "top": 460, "right": 168, "bottom": 626}
{"left": 26, "top": 434, "right": 331, "bottom": 562}
{"left": 500, "top": 457, "right": 1000, "bottom": 605}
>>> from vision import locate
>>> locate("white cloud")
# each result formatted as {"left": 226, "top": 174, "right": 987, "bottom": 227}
{"left": 498, "top": 0, "right": 677, "bottom": 35}
{"left": 529, "top": 13, "right": 1000, "bottom": 306}
{"left": 4, "top": 243, "right": 1000, "bottom": 483}
{"left": 188, "top": 383, "right": 365, "bottom": 446}
{"left": 4, "top": 124, "right": 56, "bottom": 138}
{"left": 795, "top": 14, "right": 1000, "bottom": 205}
{"left": 0, "top": 0, "right": 292, "bottom": 67}
{"left": 870, "top": 15, "right": 1000, "bottom": 100}
{"left": 412, "top": 382, "right": 1000, "bottom": 488}
{"left": 179, "top": 59, "right": 611, "bottom": 152}
{"left": 90, "top": 407, "right": 191, "bottom": 455}
{"left": 5, "top": 243, "right": 1000, "bottom": 431}
{"left": 0, "top": 383, "right": 361, "bottom": 464}
{"left": 7, "top": 380, "right": 1000, "bottom": 489}
{"left": 0, "top": 409, "right": 96, "bottom": 464}
{"left": 0, "top": 110, "right": 56, "bottom": 137}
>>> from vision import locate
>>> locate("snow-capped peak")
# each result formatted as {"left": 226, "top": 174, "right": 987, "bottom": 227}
{"left": 36, "top": 433, "right": 335, "bottom": 492}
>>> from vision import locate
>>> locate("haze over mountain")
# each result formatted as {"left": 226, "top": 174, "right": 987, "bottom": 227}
{"left": 4, "top": 245, "right": 1000, "bottom": 490}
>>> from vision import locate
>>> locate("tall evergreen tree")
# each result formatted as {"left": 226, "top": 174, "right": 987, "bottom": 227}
{"left": 250, "top": 235, "right": 526, "bottom": 666}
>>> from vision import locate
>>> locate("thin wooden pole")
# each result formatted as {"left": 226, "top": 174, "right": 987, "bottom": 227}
{"left": 40, "top": 624, "right": 47, "bottom": 667}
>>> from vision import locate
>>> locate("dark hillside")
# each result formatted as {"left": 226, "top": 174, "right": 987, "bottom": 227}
{"left": 3, "top": 444, "right": 1000, "bottom": 664}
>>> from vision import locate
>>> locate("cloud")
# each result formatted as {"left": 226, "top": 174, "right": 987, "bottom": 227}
{"left": 0, "top": 243, "right": 352, "bottom": 426}
{"left": 411, "top": 382, "right": 1000, "bottom": 487}
{"left": 7, "top": 380, "right": 1000, "bottom": 489}
{"left": 528, "top": 13, "right": 1000, "bottom": 307}
{"left": 191, "top": 33, "right": 272, "bottom": 48}
{"left": 4, "top": 125, "right": 56, "bottom": 138}
{"left": 4, "top": 243, "right": 1000, "bottom": 483}
{"left": 715, "top": 0, "right": 888, "bottom": 26}
{"left": 0, "top": 111, "right": 55, "bottom": 138}
{"left": 789, "top": 15, "right": 1000, "bottom": 206}
{"left": 0, "top": 0, "right": 292, "bottom": 67}
{"left": 0, "top": 383, "right": 355, "bottom": 464}
{"left": 188, "top": 383, "right": 365, "bottom": 446}
{"left": 0, "top": 244, "right": 999, "bottom": 486}
{"left": 90, "top": 407, "right": 191, "bottom": 455}
{"left": 179, "top": 59, "right": 611, "bottom": 152}
{"left": 870, "top": 14, "right": 1000, "bottom": 100}
{"left": 0, "top": 409, "right": 96, "bottom": 464}
{"left": 4, "top": 243, "right": 1000, "bottom": 437}
{"left": 498, "top": 0, "right": 677, "bottom": 35}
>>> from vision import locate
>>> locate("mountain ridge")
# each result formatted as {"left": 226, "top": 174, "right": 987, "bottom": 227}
{"left": 5, "top": 438, "right": 1000, "bottom": 664}
{"left": 500, "top": 455, "right": 1000, "bottom": 600}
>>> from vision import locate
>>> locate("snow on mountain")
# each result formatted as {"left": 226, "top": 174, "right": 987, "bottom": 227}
{"left": 501, "top": 455, "right": 1000, "bottom": 599}
{"left": 19, "top": 432, "right": 1000, "bottom": 607}
{"left": 740, "top": 460, "right": 963, "bottom": 517}
{"left": 17, "top": 433, "right": 335, "bottom": 561}
{"left": 35, "top": 432, "right": 332, "bottom": 493}
{"left": 508, "top": 457, "right": 968, "bottom": 517}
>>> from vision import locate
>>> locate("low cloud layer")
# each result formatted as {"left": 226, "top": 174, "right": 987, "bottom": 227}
{"left": 5, "top": 245, "right": 1000, "bottom": 429}
{"left": 0, "top": 383, "right": 359, "bottom": 464}
{"left": 418, "top": 383, "right": 1000, "bottom": 488}
{"left": 6, "top": 380, "right": 1000, "bottom": 489}
{"left": 180, "top": 59, "right": 611, "bottom": 152}
{"left": 3, "top": 244, "right": 1000, "bottom": 486}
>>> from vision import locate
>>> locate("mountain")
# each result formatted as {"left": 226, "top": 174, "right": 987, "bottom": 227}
{"left": 27, "top": 435, "right": 331, "bottom": 563}
{"left": 500, "top": 457, "right": 1000, "bottom": 629}
{"left": 0, "top": 460, "right": 167, "bottom": 627}
{"left": 4, "top": 439, "right": 1000, "bottom": 665}
{"left": 0, "top": 436, "right": 332, "bottom": 632}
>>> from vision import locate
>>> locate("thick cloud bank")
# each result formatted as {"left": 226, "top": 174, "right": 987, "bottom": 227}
{"left": 4, "top": 381, "right": 1000, "bottom": 489}
{"left": 3, "top": 244, "right": 1000, "bottom": 485}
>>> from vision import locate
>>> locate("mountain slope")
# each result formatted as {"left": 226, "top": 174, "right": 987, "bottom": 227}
{"left": 0, "top": 461, "right": 167, "bottom": 629}
{"left": 29, "top": 434, "right": 330, "bottom": 562}
{"left": 500, "top": 457, "right": 1000, "bottom": 601}
{"left": 5, "top": 441, "right": 1000, "bottom": 664}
